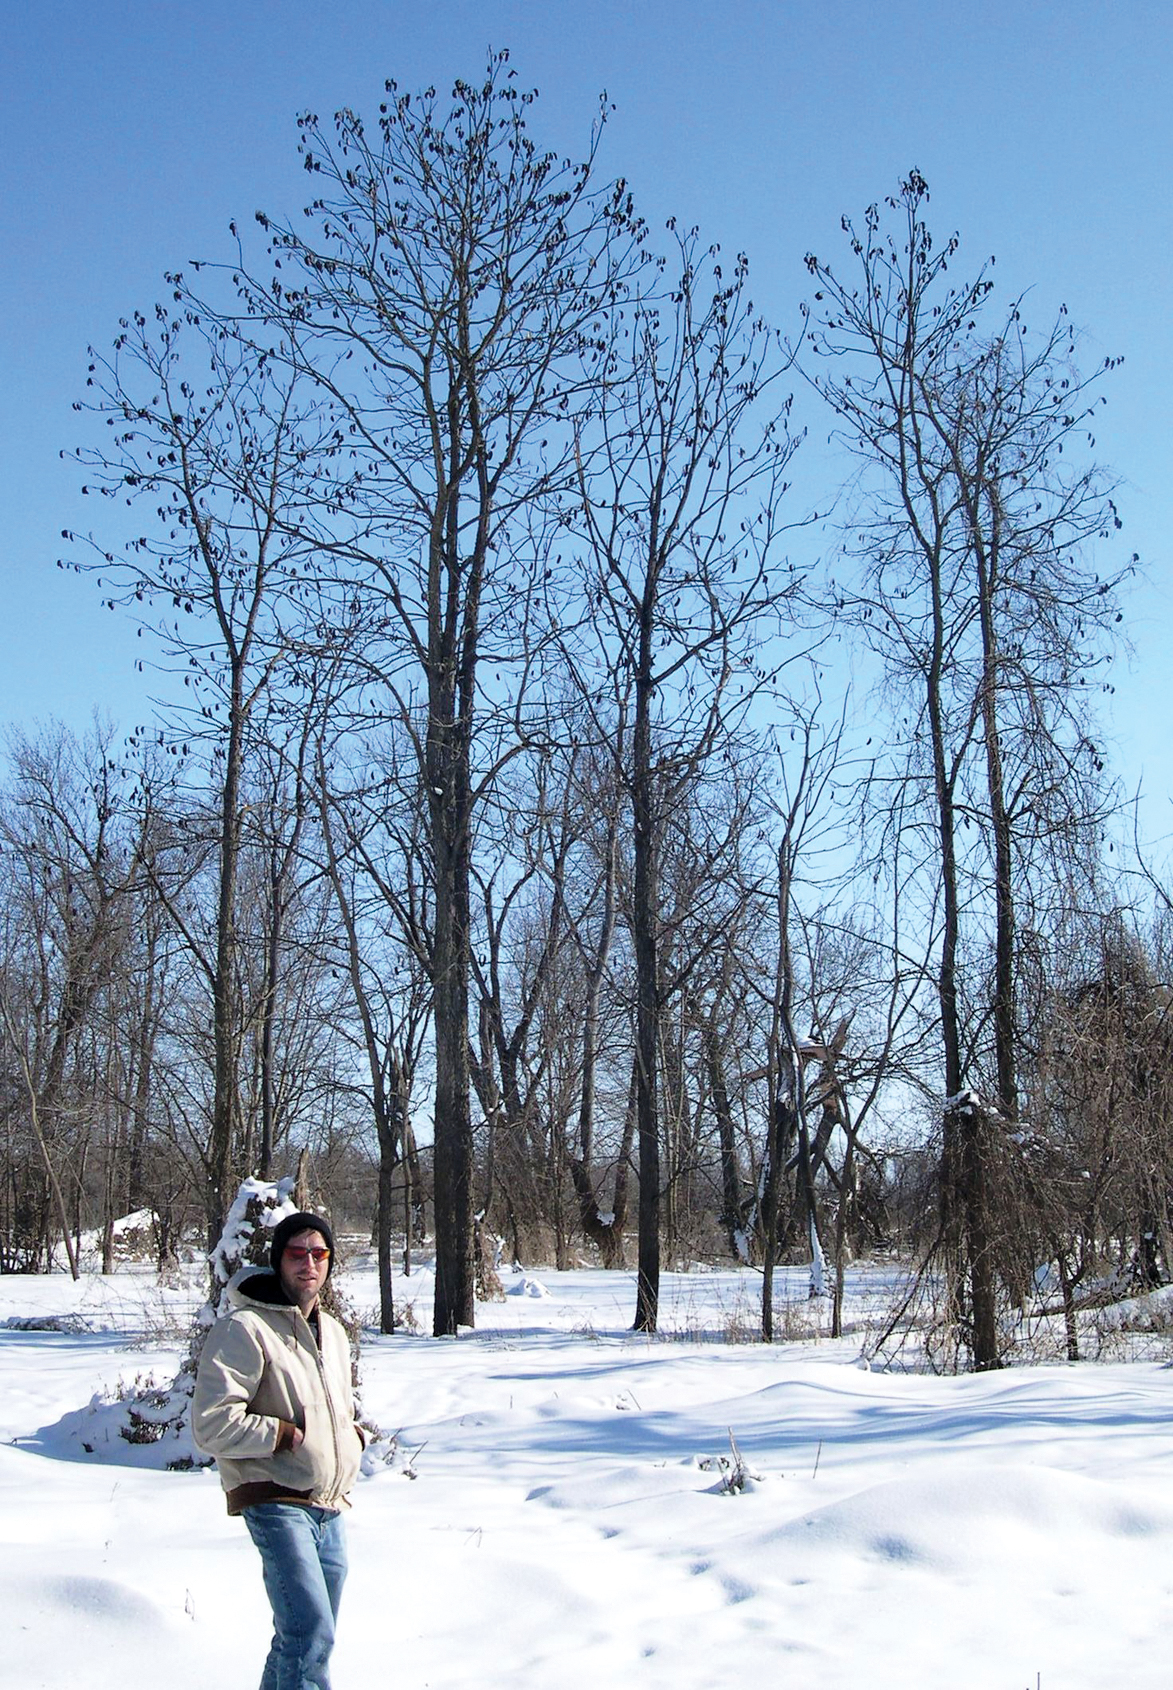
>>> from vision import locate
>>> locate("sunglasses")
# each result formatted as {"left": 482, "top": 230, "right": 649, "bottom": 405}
{"left": 284, "top": 1246, "right": 331, "bottom": 1264}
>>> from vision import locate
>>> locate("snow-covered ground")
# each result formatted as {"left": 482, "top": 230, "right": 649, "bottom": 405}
{"left": 2, "top": 1252, "right": 1171, "bottom": 1689}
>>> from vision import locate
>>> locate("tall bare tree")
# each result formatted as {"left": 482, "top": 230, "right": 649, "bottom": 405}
{"left": 220, "top": 56, "right": 646, "bottom": 1332}
{"left": 69, "top": 313, "right": 318, "bottom": 1242}
{"left": 803, "top": 171, "right": 1132, "bottom": 1365}
{"left": 567, "top": 232, "right": 801, "bottom": 1329}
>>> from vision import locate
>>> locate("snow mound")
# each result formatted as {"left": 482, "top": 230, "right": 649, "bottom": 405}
{"left": 31, "top": 1572, "right": 168, "bottom": 1626}
{"left": 26, "top": 1379, "right": 204, "bottom": 1470}
{"left": 2, "top": 1566, "right": 225, "bottom": 1689}
{"left": 767, "top": 1461, "right": 1172, "bottom": 1573}
{"left": 508, "top": 1274, "right": 551, "bottom": 1299}
{"left": 2, "top": 1312, "right": 93, "bottom": 1333}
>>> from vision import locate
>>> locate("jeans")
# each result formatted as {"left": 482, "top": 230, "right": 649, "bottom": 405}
{"left": 243, "top": 1503, "right": 348, "bottom": 1690}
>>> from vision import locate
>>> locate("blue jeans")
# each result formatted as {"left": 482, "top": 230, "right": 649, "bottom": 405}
{"left": 243, "top": 1504, "right": 348, "bottom": 1690}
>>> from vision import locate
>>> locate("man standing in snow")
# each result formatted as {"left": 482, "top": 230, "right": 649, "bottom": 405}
{"left": 193, "top": 1210, "right": 364, "bottom": 1689}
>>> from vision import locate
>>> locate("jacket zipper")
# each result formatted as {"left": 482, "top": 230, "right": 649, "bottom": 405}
{"left": 298, "top": 1308, "right": 343, "bottom": 1502}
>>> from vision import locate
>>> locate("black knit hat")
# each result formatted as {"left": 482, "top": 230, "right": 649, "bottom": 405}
{"left": 270, "top": 1210, "right": 336, "bottom": 1280}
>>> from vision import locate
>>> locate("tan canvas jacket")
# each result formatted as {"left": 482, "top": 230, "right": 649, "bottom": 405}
{"left": 191, "top": 1267, "right": 363, "bottom": 1511}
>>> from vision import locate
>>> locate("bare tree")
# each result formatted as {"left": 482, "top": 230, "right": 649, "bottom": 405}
{"left": 314, "top": 720, "right": 432, "bottom": 1332}
{"left": 468, "top": 749, "right": 576, "bottom": 1263}
{"left": 0, "top": 724, "right": 149, "bottom": 1275}
{"left": 803, "top": 171, "right": 1132, "bottom": 1366}
{"left": 561, "top": 742, "right": 633, "bottom": 1269}
{"left": 567, "top": 231, "right": 801, "bottom": 1329}
{"left": 69, "top": 310, "right": 319, "bottom": 1242}
{"left": 754, "top": 713, "right": 843, "bottom": 1336}
{"left": 220, "top": 56, "right": 645, "bottom": 1332}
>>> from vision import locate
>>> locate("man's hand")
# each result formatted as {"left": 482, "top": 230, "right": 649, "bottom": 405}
{"left": 276, "top": 1419, "right": 305, "bottom": 1453}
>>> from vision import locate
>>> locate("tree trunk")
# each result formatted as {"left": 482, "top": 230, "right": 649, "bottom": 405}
{"left": 377, "top": 1138, "right": 398, "bottom": 1334}
{"left": 952, "top": 1093, "right": 1001, "bottom": 1369}
{"left": 209, "top": 659, "right": 246, "bottom": 1248}
{"left": 704, "top": 1019, "right": 747, "bottom": 1261}
{"left": 760, "top": 1094, "right": 795, "bottom": 1342}
{"left": 631, "top": 738, "right": 661, "bottom": 1331}
{"left": 431, "top": 828, "right": 475, "bottom": 1334}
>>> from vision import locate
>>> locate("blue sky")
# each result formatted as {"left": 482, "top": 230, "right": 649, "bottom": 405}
{"left": 3, "top": 0, "right": 1170, "bottom": 841}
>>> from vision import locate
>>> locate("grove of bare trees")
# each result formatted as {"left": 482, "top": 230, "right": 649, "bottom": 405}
{"left": 4, "top": 64, "right": 1163, "bottom": 1368}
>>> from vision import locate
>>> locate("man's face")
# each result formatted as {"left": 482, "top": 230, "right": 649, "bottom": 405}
{"left": 279, "top": 1228, "right": 331, "bottom": 1312}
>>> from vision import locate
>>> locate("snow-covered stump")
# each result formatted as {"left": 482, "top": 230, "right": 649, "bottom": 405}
{"left": 808, "top": 1211, "right": 830, "bottom": 1302}
{"left": 475, "top": 1212, "right": 506, "bottom": 1303}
